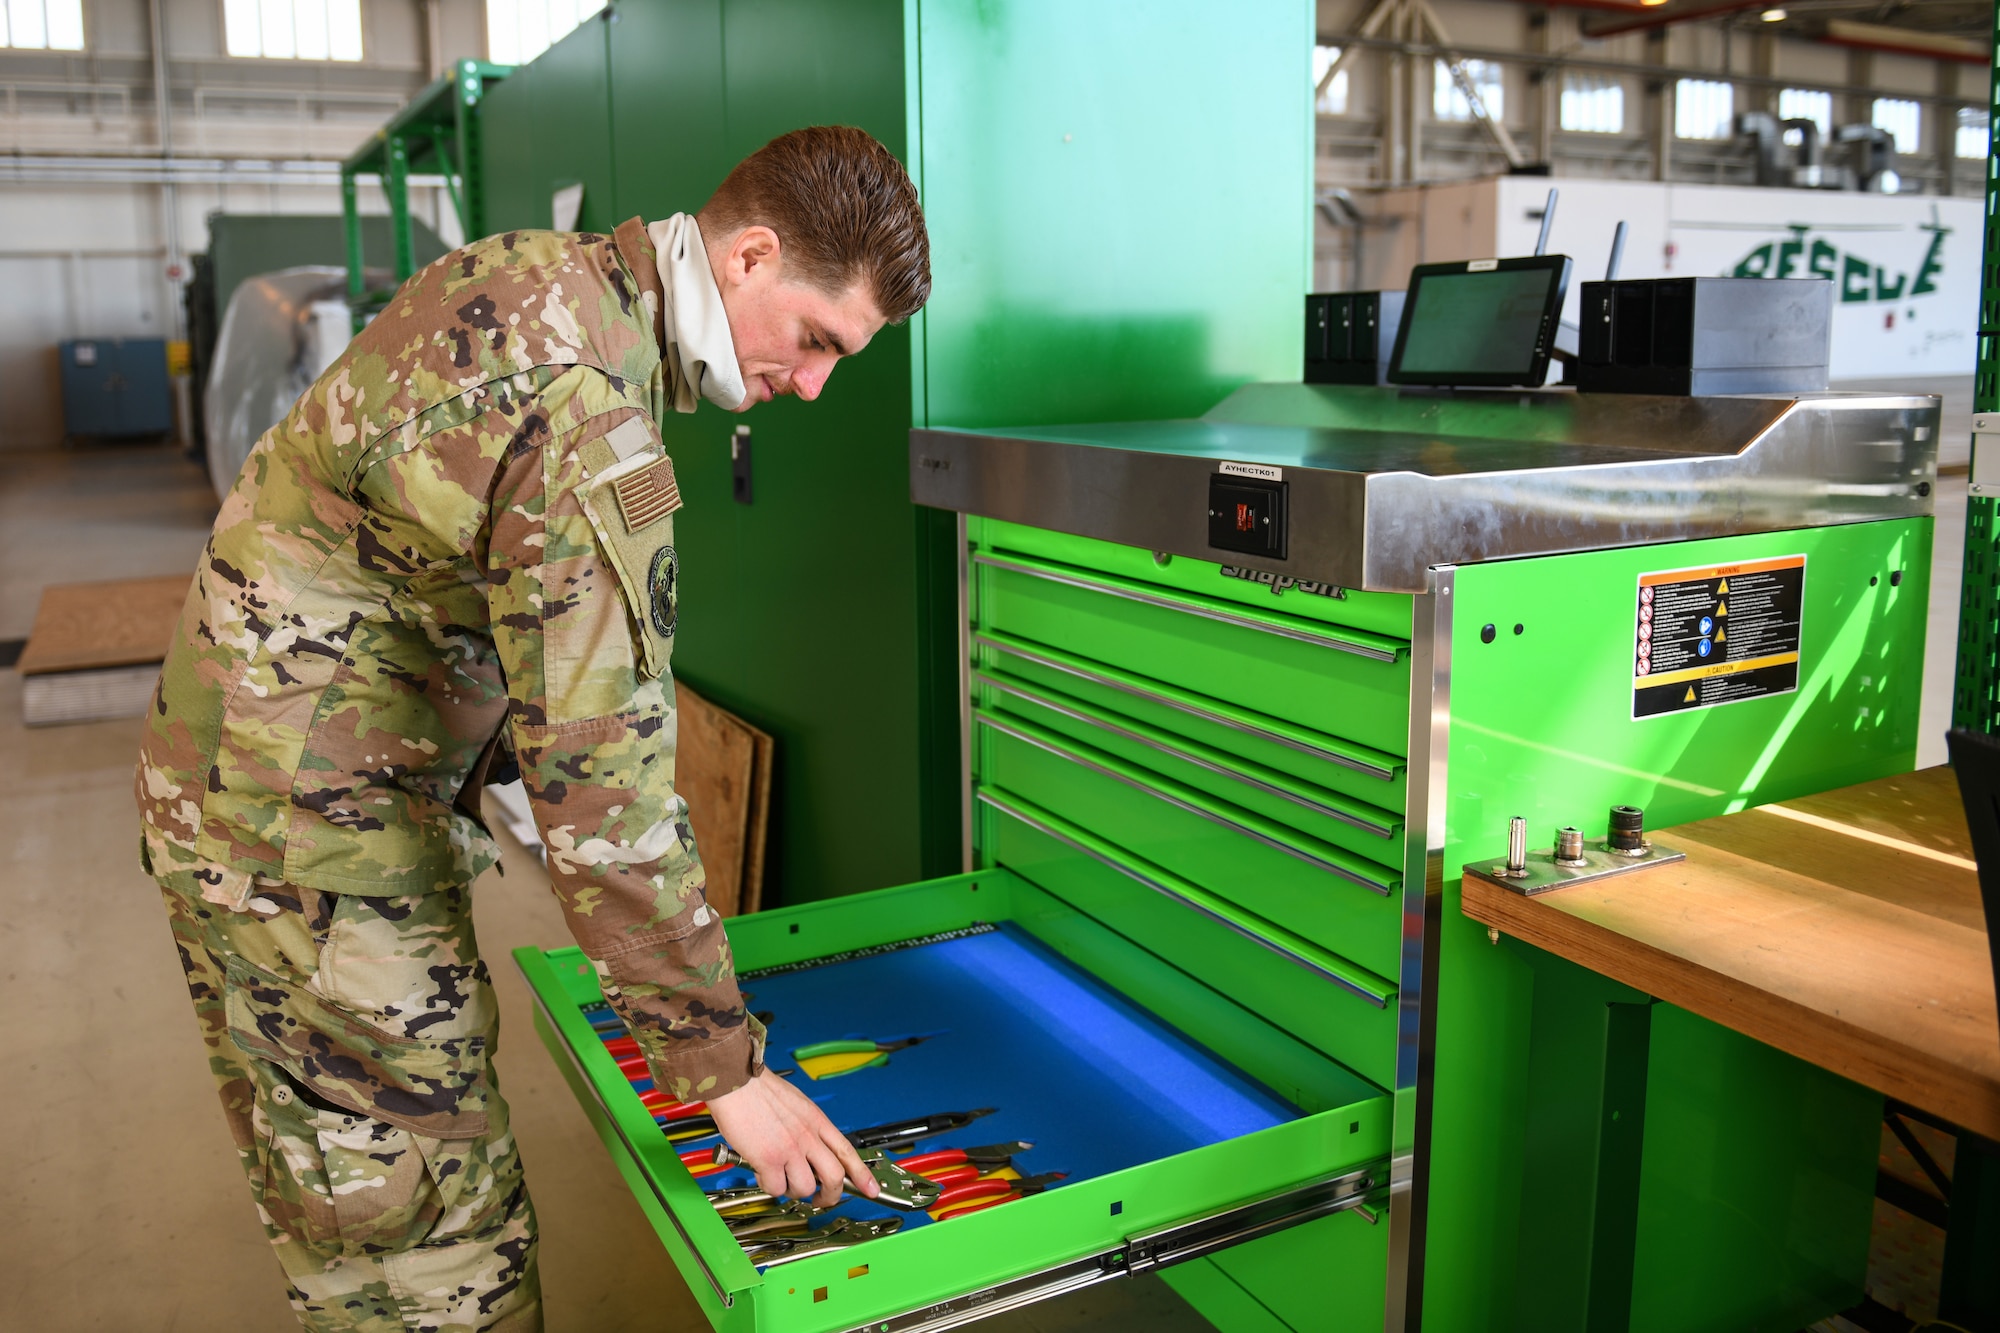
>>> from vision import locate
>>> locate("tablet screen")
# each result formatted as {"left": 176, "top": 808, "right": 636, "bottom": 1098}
{"left": 1396, "top": 267, "right": 1560, "bottom": 378}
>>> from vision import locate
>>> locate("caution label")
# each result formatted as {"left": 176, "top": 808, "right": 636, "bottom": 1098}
{"left": 1633, "top": 555, "right": 1805, "bottom": 719}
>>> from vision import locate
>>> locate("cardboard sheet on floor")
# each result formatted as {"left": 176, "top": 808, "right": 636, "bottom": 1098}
{"left": 18, "top": 574, "right": 189, "bottom": 726}
{"left": 616, "top": 923, "right": 1298, "bottom": 1247}
{"left": 17, "top": 574, "right": 189, "bottom": 675}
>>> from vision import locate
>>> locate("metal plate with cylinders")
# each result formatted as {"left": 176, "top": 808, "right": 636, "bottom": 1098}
{"left": 1466, "top": 810, "right": 1685, "bottom": 897}
{"left": 1465, "top": 840, "right": 1686, "bottom": 898}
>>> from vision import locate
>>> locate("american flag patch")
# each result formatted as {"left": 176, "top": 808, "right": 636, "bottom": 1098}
{"left": 614, "top": 456, "right": 681, "bottom": 532}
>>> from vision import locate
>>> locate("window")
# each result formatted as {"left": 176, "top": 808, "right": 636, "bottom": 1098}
{"left": 1777, "top": 87, "right": 1831, "bottom": 137}
{"left": 486, "top": 0, "right": 606, "bottom": 66}
{"left": 1434, "top": 59, "right": 1504, "bottom": 123}
{"left": 224, "top": 0, "right": 363, "bottom": 60}
{"left": 1958, "top": 107, "right": 1990, "bottom": 160}
{"left": 1674, "top": 78, "right": 1734, "bottom": 140}
{"left": 1312, "top": 45, "right": 1350, "bottom": 116}
{"left": 1560, "top": 74, "right": 1624, "bottom": 134}
{"left": 1872, "top": 98, "right": 1921, "bottom": 155}
{"left": 1, "top": 0, "right": 85, "bottom": 50}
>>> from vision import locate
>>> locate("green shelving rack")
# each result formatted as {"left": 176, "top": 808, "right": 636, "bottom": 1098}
{"left": 339, "top": 59, "right": 512, "bottom": 323}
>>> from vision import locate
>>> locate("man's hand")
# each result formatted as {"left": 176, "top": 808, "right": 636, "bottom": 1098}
{"left": 705, "top": 1070, "right": 879, "bottom": 1208}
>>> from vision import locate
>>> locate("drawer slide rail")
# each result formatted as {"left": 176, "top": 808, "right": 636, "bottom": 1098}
{"left": 857, "top": 1163, "right": 1386, "bottom": 1333}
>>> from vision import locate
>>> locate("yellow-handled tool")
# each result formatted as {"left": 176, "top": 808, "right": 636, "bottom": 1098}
{"left": 792, "top": 1035, "right": 931, "bottom": 1081}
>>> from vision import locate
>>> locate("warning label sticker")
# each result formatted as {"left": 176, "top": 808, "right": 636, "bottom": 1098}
{"left": 1633, "top": 555, "right": 1805, "bottom": 719}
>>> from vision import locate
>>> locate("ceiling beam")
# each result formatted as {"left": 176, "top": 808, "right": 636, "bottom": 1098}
{"left": 1819, "top": 18, "right": 1990, "bottom": 65}
{"left": 1580, "top": 0, "right": 1776, "bottom": 40}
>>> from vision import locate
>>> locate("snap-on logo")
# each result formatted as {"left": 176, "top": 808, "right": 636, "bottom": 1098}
{"left": 1220, "top": 566, "right": 1345, "bottom": 599}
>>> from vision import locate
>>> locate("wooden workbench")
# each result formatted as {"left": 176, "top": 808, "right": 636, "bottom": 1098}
{"left": 1461, "top": 766, "right": 2000, "bottom": 1141}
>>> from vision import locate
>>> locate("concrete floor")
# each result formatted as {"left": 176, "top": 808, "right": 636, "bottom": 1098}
{"left": 0, "top": 441, "right": 1210, "bottom": 1332}
{"left": 0, "top": 372, "right": 1976, "bottom": 1330}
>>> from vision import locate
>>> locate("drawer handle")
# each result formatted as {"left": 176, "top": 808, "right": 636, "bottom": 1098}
{"left": 974, "top": 552, "right": 1405, "bottom": 663}
{"left": 977, "top": 710, "right": 1398, "bottom": 896}
{"left": 975, "top": 631, "right": 1401, "bottom": 782}
{"left": 979, "top": 788, "right": 1393, "bottom": 1008}
{"left": 976, "top": 669, "right": 1399, "bottom": 841}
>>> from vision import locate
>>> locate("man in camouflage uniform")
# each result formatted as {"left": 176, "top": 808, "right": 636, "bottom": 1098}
{"left": 138, "top": 127, "right": 930, "bottom": 1332}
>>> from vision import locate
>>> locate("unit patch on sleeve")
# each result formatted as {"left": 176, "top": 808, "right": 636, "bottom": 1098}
{"left": 614, "top": 456, "right": 682, "bottom": 533}
{"left": 1632, "top": 555, "right": 1805, "bottom": 719}
{"left": 648, "top": 545, "right": 678, "bottom": 639}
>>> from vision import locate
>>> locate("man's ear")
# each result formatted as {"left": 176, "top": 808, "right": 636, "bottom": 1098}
{"left": 722, "top": 225, "right": 782, "bottom": 289}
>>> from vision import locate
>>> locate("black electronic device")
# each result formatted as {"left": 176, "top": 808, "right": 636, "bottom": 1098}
{"left": 1575, "top": 277, "right": 1831, "bottom": 396}
{"left": 731, "top": 425, "right": 753, "bottom": 504}
{"left": 1304, "top": 290, "right": 1406, "bottom": 385}
{"left": 1386, "top": 255, "right": 1573, "bottom": 388}
{"left": 1206, "top": 473, "right": 1288, "bottom": 560}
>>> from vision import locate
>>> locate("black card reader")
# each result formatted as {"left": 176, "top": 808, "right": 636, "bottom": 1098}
{"left": 1207, "top": 475, "right": 1288, "bottom": 560}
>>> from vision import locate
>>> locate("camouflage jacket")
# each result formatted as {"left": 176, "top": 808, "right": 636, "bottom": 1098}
{"left": 137, "top": 219, "right": 763, "bottom": 1101}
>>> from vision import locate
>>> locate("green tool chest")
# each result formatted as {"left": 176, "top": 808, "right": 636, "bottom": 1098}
{"left": 519, "top": 378, "right": 1941, "bottom": 1333}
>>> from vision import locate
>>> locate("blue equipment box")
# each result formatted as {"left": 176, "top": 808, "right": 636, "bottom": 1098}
{"left": 59, "top": 338, "right": 173, "bottom": 439}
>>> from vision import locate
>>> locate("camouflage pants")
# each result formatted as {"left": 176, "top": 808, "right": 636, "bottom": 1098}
{"left": 159, "top": 875, "right": 542, "bottom": 1332}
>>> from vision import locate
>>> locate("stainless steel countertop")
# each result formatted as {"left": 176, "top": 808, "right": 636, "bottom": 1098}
{"left": 909, "top": 384, "right": 1940, "bottom": 593}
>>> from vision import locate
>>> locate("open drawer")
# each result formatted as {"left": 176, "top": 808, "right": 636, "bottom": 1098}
{"left": 516, "top": 869, "right": 1390, "bottom": 1333}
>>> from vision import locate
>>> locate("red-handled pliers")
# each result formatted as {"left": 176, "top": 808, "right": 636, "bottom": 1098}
{"left": 895, "top": 1141, "right": 1034, "bottom": 1178}
{"left": 679, "top": 1147, "right": 731, "bottom": 1178}
{"left": 930, "top": 1171, "right": 1067, "bottom": 1219}
{"left": 638, "top": 1089, "right": 709, "bottom": 1121}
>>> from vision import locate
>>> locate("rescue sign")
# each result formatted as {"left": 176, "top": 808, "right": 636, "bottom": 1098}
{"left": 1633, "top": 555, "right": 1805, "bottom": 719}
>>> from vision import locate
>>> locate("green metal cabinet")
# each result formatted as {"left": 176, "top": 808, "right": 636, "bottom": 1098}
{"left": 904, "top": 383, "right": 1938, "bottom": 1331}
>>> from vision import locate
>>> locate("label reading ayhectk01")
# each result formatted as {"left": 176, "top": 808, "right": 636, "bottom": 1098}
{"left": 1632, "top": 556, "right": 1805, "bottom": 719}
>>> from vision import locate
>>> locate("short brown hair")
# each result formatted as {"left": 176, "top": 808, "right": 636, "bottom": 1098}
{"left": 700, "top": 126, "right": 930, "bottom": 324}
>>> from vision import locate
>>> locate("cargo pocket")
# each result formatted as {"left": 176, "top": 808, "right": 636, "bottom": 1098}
{"left": 251, "top": 1060, "right": 454, "bottom": 1255}
{"left": 577, "top": 447, "right": 682, "bottom": 681}
{"left": 223, "top": 953, "right": 490, "bottom": 1141}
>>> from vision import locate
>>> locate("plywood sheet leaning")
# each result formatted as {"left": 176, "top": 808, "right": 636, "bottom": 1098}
{"left": 672, "top": 681, "right": 773, "bottom": 917}
{"left": 18, "top": 574, "right": 189, "bottom": 726}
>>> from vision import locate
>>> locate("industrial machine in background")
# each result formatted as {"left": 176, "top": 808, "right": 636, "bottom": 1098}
{"left": 182, "top": 213, "right": 448, "bottom": 460}
{"left": 201, "top": 268, "right": 358, "bottom": 500}
{"left": 1737, "top": 111, "right": 1903, "bottom": 193}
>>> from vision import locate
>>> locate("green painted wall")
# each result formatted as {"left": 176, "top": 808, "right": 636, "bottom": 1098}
{"left": 469, "top": 0, "right": 1310, "bottom": 910}
{"left": 477, "top": 16, "right": 618, "bottom": 233}
{"left": 910, "top": 0, "right": 1312, "bottom": 429}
